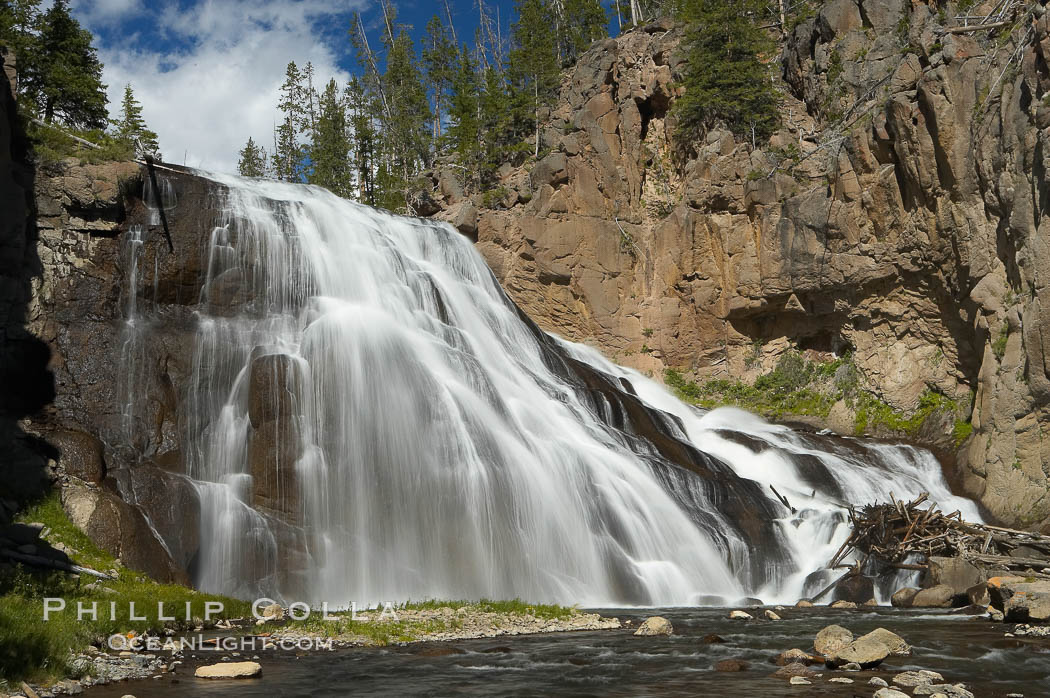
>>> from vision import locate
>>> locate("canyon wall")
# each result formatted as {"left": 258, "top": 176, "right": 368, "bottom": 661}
{"left": 423, "top": 0, "right": 1050, "bottom": 529}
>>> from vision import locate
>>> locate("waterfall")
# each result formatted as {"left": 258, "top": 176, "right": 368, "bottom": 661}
{"left": 123, "top": 170, "right": 981, "bottom": 607}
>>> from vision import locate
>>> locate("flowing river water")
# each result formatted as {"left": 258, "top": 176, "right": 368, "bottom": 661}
{"left": 86, "top": 607, "right": 1048, "bottom": 697}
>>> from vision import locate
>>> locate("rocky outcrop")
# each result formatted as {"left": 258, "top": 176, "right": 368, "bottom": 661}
{"left": 421, "top": 1, "right": 1050, "bottom": 529}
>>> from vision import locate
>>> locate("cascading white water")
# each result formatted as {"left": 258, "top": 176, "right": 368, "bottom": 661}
{"left": 126, "top": 170, "right": 982, "bottom": 607}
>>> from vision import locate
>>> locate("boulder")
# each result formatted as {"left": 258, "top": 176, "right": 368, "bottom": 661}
{"left": 728, "top": 610, "right": 753, "bottom": 620}
{"left": 987, "top": 576, "right": 1050, "bottom": 622}
{"left": 911, "top": 584, "right": 955, "bottom": 608}
{"left": 795, "top": 599, "right": 814, "bottom": 608}
{"left": 814, "top": 625, "right": 852, "bottom": 657}
{"left": 833, "top": 574, "right": 874, "bottom": 604}
{"left": 829, "top": 600, "right": 856, "bottom": 609}
{"left": 195, "top": 661, "right": 262, "bottom": 679}
{"left": 925, "top": 556, "right": 985, "bottom": 597}
{"left": 714, "top": 659, "right": 748, "bottom": 671}
{"left": 633, "top": 616, "right": 672, "bottom": 636}
{"left": 438, "top": 201, "right": 479, "bottom": 240}
{"left": 764, "top": 609, "right": 781, "bottom": 620}
{"left": 891, "top": 587, "right": 919, "bottom": 607}
{"left": 830, "top": 628, "right": 910, "bottom": 668}
{"left": 261, "top": 603, "right": 284, "bottom": 620}
{"left": 789, "top": 676, "right": 811, "bottom": 685}
{"left": 48, "top": 430, "right": 105, "bottom": 483}
{"left": 529, "top": 152, "right": 568, "bottom": 190}
{"left": 966, "top": 582, "right": 990, "bottom": 606}
{"left": 61, "top": 483, "right": 188, "bottom": 585}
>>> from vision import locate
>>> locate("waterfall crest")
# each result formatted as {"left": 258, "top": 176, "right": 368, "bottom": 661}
{"left": 121, "top": 171, "right": 980, "bottom": 606}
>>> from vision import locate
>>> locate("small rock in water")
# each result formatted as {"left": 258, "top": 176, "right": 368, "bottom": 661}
{"left": 893, "top": 670, "right": 944, "bottom": 687}
{"left": 828, "top": 677, "right": 854, "bottom": 683}
{"left": 774, "top": 662, "right": 817, "bottom": 679}
{"left": 830, "top": 600, "right": 857, "bottom": 609}
{"left": 774, "top": 648, "right": 813, "bottom": 667}
{"left": 913, "top": 684, "right": 974, "bottom": 698}
{"left": 728, "top": 610, "right": 753, "bottom": 620}
{"left": 764, "top": 609, "right": 781, "bottom": 621}
{"left": 864, "top": 598, "right": 878, "bottom": 607}
{"left": 701, "top": 634, "right": 726, "bottom": 644}
{"left": 789, "top": 676, "right": 811, "bottom": 685}
{"left": 840, "top": 662, "right": 862, "bottom": 671}
{"left": 633, "top": 616, "right": 672, "bottom": 636}
{"left": 195, "top": 662, "right": 262, "bottom": 679}
{"left": 795, "top": 599, "right": 814, "bottom": 608}
{"left": 714, "top": 659, "right": 748, "bottom": 672}
{"left": 869, "top": 677, "right": 889, "bottom": 687}
{"left": 874, "top": 689, "right": 911, "bottom": 698}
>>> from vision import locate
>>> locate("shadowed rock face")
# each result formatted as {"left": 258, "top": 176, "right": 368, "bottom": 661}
{"left": 421, "top": 2, "right": 1050, "bottom": 530}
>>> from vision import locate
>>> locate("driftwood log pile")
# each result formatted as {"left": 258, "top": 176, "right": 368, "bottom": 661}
{"left": 830, "top": 492, "right": 1050, "bottom": 580}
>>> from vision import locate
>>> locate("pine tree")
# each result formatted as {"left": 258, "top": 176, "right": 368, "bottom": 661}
{"left": 0, "top": 0, "right": 40, "bottom": 60}
{"left": 479, "top": 64, "right": 512, "bottom": 186}
{"left": 509, "top": 0, "right": 560, "bottom": 157}
{"left": 237, "top": 137, "right": 267, "bottom": 177}
{"left": 309, "top": 78, "right": 352, "bottom": 197}
{"left": 379, "top": 29, "right": 432, "bottom": 209}
{"left": 560, "top": 0, "right": 607, "bottom": 65}
{"left": 114, "top": 83, "right": 160, "bottom": 158}
{"left": 422, "top": 15, "right": 456, "bottom": 144}
{"left": 345, "top": 76, "right": 377, "bottom": 205}
{"left": 446, "top": 44, "right": 481, "bottom": 187}
{"left": 20, "top": 0, "right": 107, "bottom": 128}
{"left": 274, "top": 61, "right": 306, "bottom": 181}
{"left": 673, "top": 0, "right": 780, "bottom": 148}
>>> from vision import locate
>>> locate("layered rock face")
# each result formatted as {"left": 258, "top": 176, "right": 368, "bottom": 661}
{"left": 424, "top": 1, "right": 1050, "bottom": 529}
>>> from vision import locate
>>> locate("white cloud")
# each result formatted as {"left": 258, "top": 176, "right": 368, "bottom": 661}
{"left": 74, "top": 0, "right": 144, "bottom": 25}
{"left": 83, "top": 0, "right": 366, "bottom": 173}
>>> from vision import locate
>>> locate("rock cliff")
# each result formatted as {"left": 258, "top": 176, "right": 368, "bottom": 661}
{"left": 422, "top": 0, "right": 1050, "bottom": 530}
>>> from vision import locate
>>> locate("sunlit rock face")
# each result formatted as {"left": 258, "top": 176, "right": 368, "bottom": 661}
{"left": 421, "top": 3, "right": 1050, "bottom": 530}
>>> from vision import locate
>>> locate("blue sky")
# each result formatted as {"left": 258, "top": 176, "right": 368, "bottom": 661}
{"left": 68, "top": 0, "right": 537, "bottom": 172}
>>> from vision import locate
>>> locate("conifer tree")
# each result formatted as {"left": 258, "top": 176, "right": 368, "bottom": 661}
{"left": 509, "top": 0, "right": 560, "bottom": 157}
{"left": 0, "top": 0, "right": 40, "bottom": 61}
{"left": 309, "top": 78, "right": 352, "bottom": 197}
{"left": 274, "top": 61, "right": 306, "bottom": 181}
{"left": 114, "top": 83, "right": 159, "bottom": 158}
{"left": 673, "top": 0, "right": 780, "bottom": 148}
{"left": 446, "top": 45, "right": 481, "bottom": 186}
{"left": 345, "top": 76, "right": 377, "bottom": 205}
{"left": 379, "top": 29, "right": 431, "bottom": 208}
{"left": 560, "top": 0, "right": 608, "bottom": 65}
{"left": 422, "top": 15, "right": 456, "bottom": 144}
{"left": 479, "top": 64, "right": 512, "bottom": 184}
{"left": 237, "top": 137, "right": 268, "bottom": 177}
{"left": 20, "top": 0, "right": 107, "bottom": 128}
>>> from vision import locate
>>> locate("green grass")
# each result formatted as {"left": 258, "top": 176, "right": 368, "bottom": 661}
{"left": 1, "top": 491, "right": 249, "bottom": 687}
{"left": 401, "top": 598, "right": 575, "bottom": 619}
{"left": 953, "top": 420, "right": 973, "bottom": 447}
{"left": 282, "top": 598, "right": 577, "bottom": 646}
{"left": 993, "top": 325, "right": 1009, "bottom": 360}
{"left": 664, "top": 351, "right": 840, "bottom": 419}
{"left": 854, "top": 389, "right": 957, "bottom": 437}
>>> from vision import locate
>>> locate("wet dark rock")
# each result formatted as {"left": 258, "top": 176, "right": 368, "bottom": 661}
{"left": 834, "top": 574, "right": 874, "bottom": 604}
{"left": 714, "top": 659, "right": 748, "bottom": 672}
{"left": 773, "top": 662, "right": 817, "bottom": 678}
{"left": 701, "top": 634, "right": 726, "bottom": 644}
{"left": 891, "top": 587, "right": 920, "bottom": 607}
{"left": 481, "top": 646, "right": 513, "bottom": 654}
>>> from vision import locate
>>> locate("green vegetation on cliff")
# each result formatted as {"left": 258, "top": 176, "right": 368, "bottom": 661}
{"left": 665, "top": 351, "right": 972, "bottom": 444}
{"left": 0, "top": 491, "right": 248, "bottom": 687}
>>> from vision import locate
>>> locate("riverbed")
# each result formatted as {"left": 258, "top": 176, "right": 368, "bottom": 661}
{"left": 86, "top": 607, "right": 1049, "bottom": 697}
